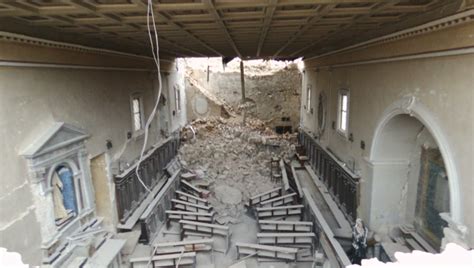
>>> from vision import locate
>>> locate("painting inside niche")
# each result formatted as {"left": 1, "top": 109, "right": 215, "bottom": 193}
{"left": 52, "top": 165, "right": 78, "bottom": 226}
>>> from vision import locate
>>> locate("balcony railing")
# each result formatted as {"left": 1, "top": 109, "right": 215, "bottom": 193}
{"left": 114, "top": 137, "right": 179, "bottom": 224}
{"left": 299, "top": 131, "right": 359, "bottom": 222}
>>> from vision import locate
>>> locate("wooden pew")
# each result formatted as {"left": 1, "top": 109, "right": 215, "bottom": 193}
{"left": 171, "top": 199, "right": 213, "bottom": 213}
{"left": 260, "top": 192, "right": 297, "bottom": 207}
{"left": 176, "top": 190, "right": 209, "bottom": 206}
{"left": 165, "top": 210, "right": 215, "bottom": 229}
{"left": 249, "top": 187, "right": 282, "bottom": 206}
{"left": 235, "top": 242, "right": 298, "bottom": 262}
{"left": 153, "top": 239, "right": 214, "bottom": 255}
{"left": 179, "top": 220, "right": 231, "bottom": 253}
{"left": 257, "top": 232, "right": 316, "bottom": 250}
{"left": 256, "top": 205, "right": 303, "bottom": 220}
{"left": 130, "top": 252, "right": 196, "bottom": 268}
{"left": 258, "top": 220, "right": 313, "bottom": 232}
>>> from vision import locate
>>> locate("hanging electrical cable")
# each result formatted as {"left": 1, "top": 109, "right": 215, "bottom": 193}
{"left": 134, "top": 0, "right": 164, "bottom": 193}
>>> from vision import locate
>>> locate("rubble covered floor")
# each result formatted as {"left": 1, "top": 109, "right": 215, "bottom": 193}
{"left": 153, "top": 117, "right": 314, "bottom": 267}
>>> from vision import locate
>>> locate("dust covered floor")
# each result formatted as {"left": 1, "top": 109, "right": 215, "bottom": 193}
{"left": 154, "top": 117, "right": 313, "bottom": 267}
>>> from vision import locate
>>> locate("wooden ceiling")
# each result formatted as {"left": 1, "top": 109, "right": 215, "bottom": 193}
{"left": 0, "top": 0, "right": 464, "bottom": 59}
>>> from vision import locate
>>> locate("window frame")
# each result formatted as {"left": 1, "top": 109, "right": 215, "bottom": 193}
{"left": 306, "top": 84, "right": 312, "bottom": 114}
{"left": 337, "top": 89, "right": 350, "bottom": 137}
{"left": 174, "top": 85, "right": 181, "bottom": 114}
{"left": 130, "top": 93, "right": 145, "bottom": 136}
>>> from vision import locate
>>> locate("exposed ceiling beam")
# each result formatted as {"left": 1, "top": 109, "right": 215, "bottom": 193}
{"left": 272, "top": 4, "right": 335, "bottom": 58}
{"left": 291, "top": 1, "right": 398, "bottom": 57}
{"left": 132, "top": 0, "right": 224, "bottom": 57}
{"left": 202, "top": 0, "right": 242, "bottom": 58}
{"left": 159, "top": 36, "right": 207, "bottom": 57}
{"left": 256, "top": 0, "right": 277, "bottom": 57}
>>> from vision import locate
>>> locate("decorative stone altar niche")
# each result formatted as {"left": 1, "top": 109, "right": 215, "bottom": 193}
{"left": 21, "top": 122, "right": 96, "bottom": 261}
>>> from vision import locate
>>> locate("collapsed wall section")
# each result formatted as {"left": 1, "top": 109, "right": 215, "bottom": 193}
{"left": 185, "top": 58, "right": 302, "bottom": 132}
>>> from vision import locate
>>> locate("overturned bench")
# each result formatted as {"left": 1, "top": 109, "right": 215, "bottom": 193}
{"left": 256, "top": 205, "right": 303, "bottom": 220}
{"left": 249, "top": 187, "right": 282, "bottom": 206}
{"left": 165, "top": 210, "right": 215, "bottom": 229}
{"left": 236, "top": 242, "right": 298, "bottom": 262}
{"left": 179, "top": 220, "right": 231, "bottom": 253}
{"left": 259, "top": 220, "right": 313, "bottom": 232}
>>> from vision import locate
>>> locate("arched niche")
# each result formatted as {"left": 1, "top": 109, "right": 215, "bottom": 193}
{"left": 366, "top": 96, "right": 463, "bottom": 249}
{"left": 21, "top": 122, "right": 96, "bottom": 259}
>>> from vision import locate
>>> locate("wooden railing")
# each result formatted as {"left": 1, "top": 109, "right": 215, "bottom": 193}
{"left": 114, "top": 137, "right": 179, "bottom": 224}
{"left": 299, "top": 131, "right": 359, "bottom": 222}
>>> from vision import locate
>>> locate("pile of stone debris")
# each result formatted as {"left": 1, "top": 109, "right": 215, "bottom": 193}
{"left": 178, "top": 117, "right": 297, "bottom": 224}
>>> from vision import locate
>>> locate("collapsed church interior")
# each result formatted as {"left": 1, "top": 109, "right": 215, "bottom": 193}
{"left": 0, "top": 0, "right": 473, "bottom": 267}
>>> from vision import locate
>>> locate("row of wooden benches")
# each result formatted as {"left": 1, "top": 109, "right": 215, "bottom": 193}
{"left": 237, "top": 186, "right": 317, "bottom": 262}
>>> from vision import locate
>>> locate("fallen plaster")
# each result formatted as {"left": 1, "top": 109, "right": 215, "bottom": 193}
{"left": 178, "top": 117, "right": 297, "bottom": 224}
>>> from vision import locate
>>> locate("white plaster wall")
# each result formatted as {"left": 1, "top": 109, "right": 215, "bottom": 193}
{"left": 300, "top": 54, "right": 474, "bottom": 246}
{"left": 0, "top": 61, "right": 185, "bottom": 264}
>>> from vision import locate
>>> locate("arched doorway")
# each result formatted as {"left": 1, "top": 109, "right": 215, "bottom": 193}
{"left": 368, "top": 97, "right": 461, "bottom": 250}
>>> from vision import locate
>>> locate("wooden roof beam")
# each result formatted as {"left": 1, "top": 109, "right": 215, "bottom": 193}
{"left": 202, "top": 0, "right": 242, "bottom": 58}
{"left": 256, "top": 0, "right": 277, "bottom": 57}
{"left": 273, "top": 4, "right": 335, "bottom": 58}
{"left": 291, "top": 1, "right": 399, "bottom": 57}
{"left": 132, "top": 0, "right": 223, "bottom": 57}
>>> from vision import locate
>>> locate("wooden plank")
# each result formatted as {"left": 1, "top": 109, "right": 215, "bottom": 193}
{"left": 118, "top": 172, "right": 173, "bottom": 230}
{"left": 236, "top": 242, "right": 297, "bottom": 261}
{"left": 290, "top": 163, "right": 304, "bottom": 197}
{"left": 304, "top": 165, "right": 352, "bottom": 232}
{"left": 302, "top": 188, "right": 351, "bottom": 266}
{"left": 89, "top": 239, "right": 126, "bottom": 266}
{"left": 409, "top": 232, "right": 437, "bottom": 253}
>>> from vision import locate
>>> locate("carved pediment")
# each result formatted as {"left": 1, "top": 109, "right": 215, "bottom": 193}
{"left": 21, "top": 122, "right": 89, "bottom": 158}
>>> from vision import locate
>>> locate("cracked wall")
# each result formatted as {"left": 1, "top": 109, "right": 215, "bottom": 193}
{"left": 0, "top": 42, "right": 186, "bottom": 265}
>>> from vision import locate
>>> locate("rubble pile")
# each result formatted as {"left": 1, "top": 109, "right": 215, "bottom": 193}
{"left": 178, "top": 117, "right": 298, "bottom": 224}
